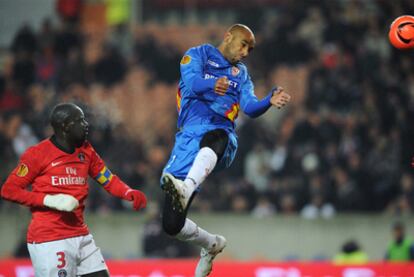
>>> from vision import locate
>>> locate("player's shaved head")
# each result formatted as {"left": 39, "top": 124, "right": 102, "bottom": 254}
{"left": 227, "top": 24, "right": 255, "bottom": 39}
{"left": 50, "top": 103, "right": 88, "bottom": 150}
{"left": 50, "top": 103, "right": 82, "bottom": 131}
{"left": 219, "top": 24, "right": 255, "bottom": 64}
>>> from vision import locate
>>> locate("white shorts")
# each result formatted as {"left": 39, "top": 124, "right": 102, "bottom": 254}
{"left": 27, "top": 234, "right": 108, "bottom": 277}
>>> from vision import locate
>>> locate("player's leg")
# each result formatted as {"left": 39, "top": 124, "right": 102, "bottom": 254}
{"left": 162, "top": 129, "right": 230, "bottom": 277}
{"left": 194, "top": 130, "right": 238, "bottom": 277}
{"left": 162, "top": 129, "right": 228, "bottom": 211}
{"left": 27, "top": 239, "right": 77, "bottom": 277}
{"left": 185, "top": 128, "right": 229, "bottom": 190}
{"left": 162, "top": 192, "right": 219, "bottom": 249}
{"left": 77, "top": 234, "right": 109, "bottom": 277}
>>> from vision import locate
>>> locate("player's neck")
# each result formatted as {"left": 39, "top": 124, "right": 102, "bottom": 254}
{"left": 217, "top": 44, "right": 237, "bottom": 66}
{"left": 217, "top": 44, "right": 229, "bottom": 62}
{"left": 51, "top": 135, "right": 75, "bottom": 154}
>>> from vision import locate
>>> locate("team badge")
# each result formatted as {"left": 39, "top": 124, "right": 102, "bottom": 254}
{"left": 78, "top": 152, "right": 85, "bottom": 162}
{"left": 58, "top": 269, "right": 67, "bottom": 277}
{"left": 180, "top": 55, "right": 191, "bottom": 65}
{"left": 231, "top": 66, "right": 240, "bottom": 76}
{"left": 16, "top": 163, "right": 28, "bottom": 177}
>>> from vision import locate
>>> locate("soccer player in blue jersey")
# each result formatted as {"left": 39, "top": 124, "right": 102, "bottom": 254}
{"left": 161, "top": 24, "right": 291, "bottom": 276}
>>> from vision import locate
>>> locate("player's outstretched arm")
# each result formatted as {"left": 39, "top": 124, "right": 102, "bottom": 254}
{"left": 94, "top": 166, "right": 147, "bottom": 211}
{"left": 1, "top": 177, "right": 47, "bottom": 208}
{"left": 101, "top": 175, "right": 147, "bottom": 211}
{"left": 270, "top": 87, "right": 291, "bottom": 109}
{"left": 89, "top": 145, "right": 147, "bottom": 211}
{"left": 242, "top": 86, "right": 290, "bottom": 118}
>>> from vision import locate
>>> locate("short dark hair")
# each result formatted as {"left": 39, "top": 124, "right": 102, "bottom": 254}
{"left": 49, "top": 103, "right": 80, "bottom": 131}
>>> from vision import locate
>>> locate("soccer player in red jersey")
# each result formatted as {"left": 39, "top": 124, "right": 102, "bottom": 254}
{"left": 1, "top": 103, "right": 147, "bottom": 277}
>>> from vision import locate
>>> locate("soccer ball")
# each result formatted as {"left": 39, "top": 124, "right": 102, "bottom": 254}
{"left": 388, "top": 15, "right": 414, "bottom": 49}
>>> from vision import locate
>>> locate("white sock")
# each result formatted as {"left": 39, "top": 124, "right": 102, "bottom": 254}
{"left": 176, "top": 218, "right": 216, "bottom": 250}
{"left": 184, "top": 147, "right": 218, "bottom": 194}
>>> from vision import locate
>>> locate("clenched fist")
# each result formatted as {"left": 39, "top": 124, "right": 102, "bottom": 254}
{"left": 270, "top": 87, "right": 291, "bottom": 109}
{"left": 214, "top": 76, "right": 229, "bottom": 96}
{"left": 124, "top": 189, "right": 147, "bottom": 210}
{"left": 43, "top": 194, "right": 79, "bottom": 212}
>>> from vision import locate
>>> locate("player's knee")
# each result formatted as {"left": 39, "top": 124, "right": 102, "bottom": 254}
{"left": 162, "top": 214, "right": 185, "bottom": 236}
{"left": 200, "top": 129, "right": 228, "bottom": 159}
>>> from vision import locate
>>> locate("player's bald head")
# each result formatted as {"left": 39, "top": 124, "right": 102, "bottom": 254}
{"left": 219, "top": 24, "right": 255, "bottom": 64}
{"left": 50, "top": 103, "right": 83, "bottom": 131}
{"left": 227, "top": 24, "right": 255, "bottom": 39}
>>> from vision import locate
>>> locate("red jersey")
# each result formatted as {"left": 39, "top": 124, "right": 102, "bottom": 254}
{"left": 1, "top": 138, "right": 124, "bottom": 243}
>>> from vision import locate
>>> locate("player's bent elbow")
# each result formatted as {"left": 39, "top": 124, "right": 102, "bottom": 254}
{"left": 0, "top": 184, "right": 14, "bottom": 201}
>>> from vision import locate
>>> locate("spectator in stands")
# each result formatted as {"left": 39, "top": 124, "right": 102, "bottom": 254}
{"left": 333, "top": 239, "right": 368, "bottom": 265}
{"left": 385, "top": 221, "right": 414, "bottom": 261}
{"left": 2, "top": 0, "right": 414, "bottom": 215}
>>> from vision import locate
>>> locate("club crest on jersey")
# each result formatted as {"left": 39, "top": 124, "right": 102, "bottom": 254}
{"left": 231, "top": 66, "right": 240, "bottom": 76}
{"left": 16, "top": 163, "right": 28, "bottom": 177}
{"left": 78, "top": 152, "right": 85, "bottom": 162}
{"left": 58, "top": 269, "right": 67, "bottom": 277}
{"left": 180, "top": 55, "right": 191, "bottom": 65}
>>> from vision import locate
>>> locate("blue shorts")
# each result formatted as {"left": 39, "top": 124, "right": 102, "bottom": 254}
{"left": 162, "top": 125, "right": 238, "bottom": 181}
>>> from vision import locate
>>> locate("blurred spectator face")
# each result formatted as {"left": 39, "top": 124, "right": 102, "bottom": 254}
{"left": 333, "top": 167, "right": 348, "bottom": 185}
{"left": 393, "top": 224, "right": 405, "bottom": 242}
{"left": 348, "top": 152, "right": 361, "bottom": 170}
{"left": 401, "top": 174, "right": 413, "bottom": 192}
{"left": 231, "top": 195, "right": 248, "bottom": 213}
{"left": 5, "top": 114, "right": 22, "bottom": 139}
{"left": 148, "top": 146, "right": 167, "bottom": 169}
{"left": 280, "top": 194, "right": 296, "bottom": 214}
{"left": 310, "top": 175, "right": 323, "bottom": 191}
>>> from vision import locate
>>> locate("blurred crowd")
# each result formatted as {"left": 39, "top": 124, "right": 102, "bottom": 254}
{"left": 1, "top": 0, "right": 414, "bottom": 220}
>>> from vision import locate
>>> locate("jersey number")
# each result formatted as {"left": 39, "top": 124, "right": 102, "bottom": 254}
{"left": 56, "top": 251, "right": 66, "bottom": 268}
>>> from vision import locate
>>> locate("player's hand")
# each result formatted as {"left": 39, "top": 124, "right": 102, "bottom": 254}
{"left": 214, "top": 76, "right": 229, "bottom": 96}
{"left": 270, "top": 87, "right": 291, "bottom": 109}
{"left": 43, "top": 194, "right": 79, "bottom": 212}
{"left": 124, "top": 189, "right": 147, "bottom": 210}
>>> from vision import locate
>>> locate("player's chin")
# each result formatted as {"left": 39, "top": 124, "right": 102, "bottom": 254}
{"left": 75, "top": 136, "right": 87, "bottom": 147}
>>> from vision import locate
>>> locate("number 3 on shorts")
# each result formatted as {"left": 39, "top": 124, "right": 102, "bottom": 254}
{"left": 56, "top": 251, "right": 66, "bottom": 268}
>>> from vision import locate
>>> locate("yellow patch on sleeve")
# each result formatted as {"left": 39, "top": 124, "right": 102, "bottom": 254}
{"left": 16, "top": 163, "right": 29, "bottom": 177}
{"left": 180, "top": 55, "right": 191, "bottom": 65}
{"left": 95, "top": 166, "right": 113, "bottom": 186}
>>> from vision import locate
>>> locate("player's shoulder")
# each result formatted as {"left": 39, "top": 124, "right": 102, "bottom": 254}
{"left": 236, "top": 62, "right": 248, "bottom": 71}
{"left": 80, "top": 141, "right": 95, "bottom": 153}
{"left": 186, "top": 44, "right": 215, "bottom": 55}
{"left": 25, "top": 138, "right": 50, "bottom": 154}
{"left": 190, "top": 43, "right": 213, "bottom": 50}
{"left": 20, "top": 138, "right": 50, "bottom": 161}
{"left": 235, "top": 62, "right": 250, "bottom": 78}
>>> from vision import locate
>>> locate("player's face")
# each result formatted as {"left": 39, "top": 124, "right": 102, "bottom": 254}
{"left": 225, "top": 31, "right": 255, "bottom": 64}
{"left": 65, "top": 108, "right": 89, "bottom": 147}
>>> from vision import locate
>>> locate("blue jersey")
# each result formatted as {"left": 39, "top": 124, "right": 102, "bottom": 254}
{"left": 162, "top": 44, "right": 274, "bottom": 180}
{"left": 176, "top": 44, "right": 273, "bottom": 131}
